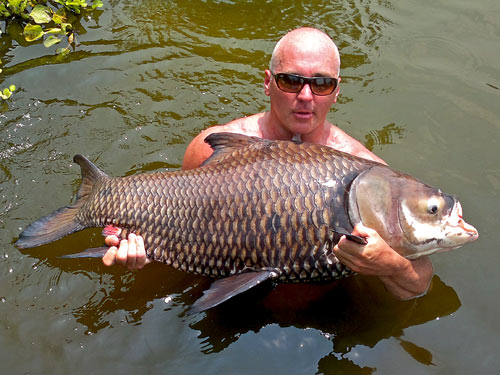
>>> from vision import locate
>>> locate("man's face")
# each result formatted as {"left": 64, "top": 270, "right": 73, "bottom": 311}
{"left": 264, "top": 41, "right": 340, "bottom": 137}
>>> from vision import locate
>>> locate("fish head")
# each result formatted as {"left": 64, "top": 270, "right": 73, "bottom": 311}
{"left": 397, "top": 182, "right": 479, "bottom": 258}
{"left": 348, "top": 166, "right": 478, "bottom": 259}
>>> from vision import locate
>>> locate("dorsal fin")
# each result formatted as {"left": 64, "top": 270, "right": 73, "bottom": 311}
{"left": 73, "top": 154, "right": 108, "bottom": 200}
{"left": 202, "top": 132, "right": 265, "bottom": 166}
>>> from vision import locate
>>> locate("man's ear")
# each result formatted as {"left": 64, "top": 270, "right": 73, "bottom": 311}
{"left": 333, "top": 76, "right": 341, "bottom": 103}
{"left": 264, "top": 70, "right": 272, "bottom": 96}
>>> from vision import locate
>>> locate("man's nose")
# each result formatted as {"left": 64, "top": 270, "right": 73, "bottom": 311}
{"left": 297, "top": 82, "right": 314, "bottom": 100}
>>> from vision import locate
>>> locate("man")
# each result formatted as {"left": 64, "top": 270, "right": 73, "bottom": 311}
{"left": 102, "top": 27, "right": 433, "bottom": 300}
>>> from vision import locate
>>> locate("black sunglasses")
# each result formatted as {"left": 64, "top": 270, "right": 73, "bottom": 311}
{"left": 272, "top": 72, "right": 338, "bottom": 96}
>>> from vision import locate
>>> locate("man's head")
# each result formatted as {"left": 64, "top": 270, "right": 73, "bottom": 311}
{"left": 269, "top": 28, "right": 340, "bottom": 74}
{"left": 264, "top": 27, "right": 341, "bottom": 139}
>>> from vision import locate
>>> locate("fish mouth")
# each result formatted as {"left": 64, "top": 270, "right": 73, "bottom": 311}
{"left": 444, "top": 200, "right": 479, "bottom": 242}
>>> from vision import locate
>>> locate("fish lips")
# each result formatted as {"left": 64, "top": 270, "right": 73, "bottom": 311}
{"left": 443, "top": 199, "right": 479, "bottom": 242}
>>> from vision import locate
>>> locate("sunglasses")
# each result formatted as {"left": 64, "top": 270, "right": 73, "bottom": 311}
{"left": 272, "top": 72, "right": 339, "bottom": 96}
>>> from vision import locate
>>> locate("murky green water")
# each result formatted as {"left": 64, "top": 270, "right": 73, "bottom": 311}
{"left": 1, "top": 0, "right": 499, "bottom": 373}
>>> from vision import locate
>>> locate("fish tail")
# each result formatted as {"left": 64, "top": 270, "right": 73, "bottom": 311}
{"left": 15, "top": 155, "right": 108, "bottom": 249}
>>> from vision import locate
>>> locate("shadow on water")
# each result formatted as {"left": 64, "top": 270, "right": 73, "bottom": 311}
{"left": 18, "top": 230, "right": 460, "bottom": 374}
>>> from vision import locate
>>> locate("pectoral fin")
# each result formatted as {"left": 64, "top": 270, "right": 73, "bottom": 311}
{"left": 189, "top": 271, "right": 274, "bottom": 314}
{"left": 331, "top": 228, "right": 367, "bottom": 245}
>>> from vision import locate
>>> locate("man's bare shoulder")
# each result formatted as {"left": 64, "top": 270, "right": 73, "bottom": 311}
{"left": 182, "top": 113, "right": 267, "bottom": 169}
{"left": 325, "top": 123, "right": 386, "bottom": 164}
{"left": 215, "top": 113, "right": 266, "bottom": 136}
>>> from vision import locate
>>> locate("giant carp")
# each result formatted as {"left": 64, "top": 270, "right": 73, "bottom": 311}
{"left": 16, "top": 133, "right": 478, "bottom": 312}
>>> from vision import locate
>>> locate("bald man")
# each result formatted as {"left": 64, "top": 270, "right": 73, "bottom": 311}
{"left": 103, "top": 27, "right": 433, "bottom": 300}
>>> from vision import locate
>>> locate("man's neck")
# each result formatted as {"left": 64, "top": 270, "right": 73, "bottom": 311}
{"left": 260, "top": 111, "right": 331, "bottom": 144}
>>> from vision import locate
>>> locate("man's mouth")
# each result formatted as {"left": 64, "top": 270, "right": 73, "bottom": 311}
{"left": 294, "top": 111, "right": 313, "bottom": 119}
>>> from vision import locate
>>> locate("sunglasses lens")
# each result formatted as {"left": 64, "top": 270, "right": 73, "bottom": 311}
{"left": 311, "top": 77, "right": 337, "bottom": 95}
{"left": 276, "top": 74, "right": 304, "bottom": 93}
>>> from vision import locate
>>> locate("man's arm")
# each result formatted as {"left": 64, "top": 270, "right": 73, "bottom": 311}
{"left": 182, "top": 128, "right": 216, "bottom": 170}
{"left": 333, "top": 223, "right": 433, "bottom": 299}
{"left": 327, "top": 132, "right": 433, "bottom": 298}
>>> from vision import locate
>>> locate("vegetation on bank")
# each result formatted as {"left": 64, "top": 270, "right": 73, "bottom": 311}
{"left": 0, "top": 0, "right": 103, "bottom": 99}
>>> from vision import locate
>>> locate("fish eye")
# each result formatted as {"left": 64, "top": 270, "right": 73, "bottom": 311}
{"left": 428, "top": 204, "right": 438, "bottom": 214}
{"left": 427, "top": 198, "right": 440, "bottom": 215}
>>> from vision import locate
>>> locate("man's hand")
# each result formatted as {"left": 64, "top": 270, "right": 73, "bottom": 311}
{"left": 102, "top": 233, "right": 151, "bottom": 269}
{"left": 333, "top": 223, "right": 433, "bottom": 299}
{"left": 333, "top": 223, "right": 406, "bottom": 276}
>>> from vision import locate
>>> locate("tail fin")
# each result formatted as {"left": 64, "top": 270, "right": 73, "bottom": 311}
{"left": 15, "top": 155, "right": 108, "bottom": 249}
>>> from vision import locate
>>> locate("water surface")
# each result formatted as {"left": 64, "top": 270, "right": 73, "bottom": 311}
{"left": 1, "top": 0, "right": 499, "bottom": 374}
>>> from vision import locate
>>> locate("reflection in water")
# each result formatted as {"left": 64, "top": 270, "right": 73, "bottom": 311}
{"left": 70, "top": 264, "right": 202, "bottom": 333}
{"left": 363, "top": 122, "right": 405, "bottom": 151}
{"left": 188, "top": 275, "right": 459, "bottom": 373}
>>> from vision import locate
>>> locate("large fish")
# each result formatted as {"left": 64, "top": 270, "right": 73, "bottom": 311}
{"left": 15, "top": 133, "right": 478, "bottom": 312}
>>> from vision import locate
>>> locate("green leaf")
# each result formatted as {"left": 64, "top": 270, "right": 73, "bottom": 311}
{"left": 60, "top": 23, "right": 72, "bottom": 33}
{"left": 9, "top": 85, "right": 16, "bottom": 92}
{"left": 2, "top": 88, "right": 12, "bottom": 99}
{"left": 43, "top": 35, "right": 61, "bottom": 48}
{"left": 8, "top": 0, "right": 24, "bottom": 8}
{"left": 45, "top": 28, "right": 63, "bottom": 35}
{"left": 23, "top": 24, "right": 44, "bottom": 42}
{"left": 63, "top": 0, "right": 87, "bottom": 14}
{"left": 30, "top": 5, "right": 52, "bottom": 24}
{"left": 0, "top": 6, "right": 11, "bottom": 18}
{"left": 92, "top": 0, "right": 103, "bottom": 9}
{"left": 53, "top": 8, "right": 67, "bottom": 24}
{"left": 0, "top": 4, "right": 10, "bottom": 17}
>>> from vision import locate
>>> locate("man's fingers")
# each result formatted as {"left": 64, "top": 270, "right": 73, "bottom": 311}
{"left": 116, "top": 239, "right": 129, "bottom": 266}
{"left": 352, "top": 223, "right": 377, "bottom": 238}
{"left": 135, "top": 235, "right": 149, "bottom": 269}
{"left": 333, "top": 238, "right": 364, "bottom": 272}
{"left": 336, "top": 235, "right": 364, "bottom": 254}
{"left": 126, "top": 234, "right": 137, "bottom": 269}
{"left": 102, "top": 233, "right": 150, "bottom": 269}
{"left": 102, "top": 247, "right": 118, "bottom": 266}
{"left": 105, "top": 235, "right": 120, "bottom": 247}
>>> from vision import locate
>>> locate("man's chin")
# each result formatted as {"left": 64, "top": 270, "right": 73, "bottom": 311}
{"left": 287, "top": 120, "right": 317, "bottom": 135}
